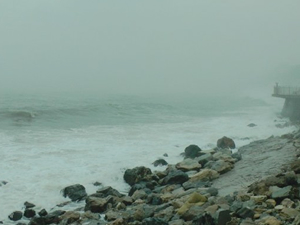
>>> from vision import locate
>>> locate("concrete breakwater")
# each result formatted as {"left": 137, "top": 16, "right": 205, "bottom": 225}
{"left": 4, "top": 132, "right": 300, "bottom": 225}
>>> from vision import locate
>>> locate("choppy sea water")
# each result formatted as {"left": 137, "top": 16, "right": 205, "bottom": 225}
{"left": 0, "top": 92, "right": 295, "bottom": 223}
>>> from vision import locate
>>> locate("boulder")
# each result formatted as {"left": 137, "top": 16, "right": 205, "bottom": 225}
{"left": 176, "top": 158, "right": 201, "bottom": 172}
{"left": 190, "top": 169, "right": 219, "bottom": 182}
{"left": 96, "top": 186, "right": 125, "bottom": 198}
{"left": 215, "top": 209, "right": 231, "bottom": 225}
{"left": 291, "top": 160, "right": 300, "bottom": 173}
{"left": 152, "top": 159, "right": 168, "bottom": 167}
{"left": 162, "top": 170, "right": 189, "bottom": 185}
{"left": 8, "top": 211, "right": 23, "bottom": 221}
{"left": 124, "top": 166, "right": 152, "bottom": 186}
{"left": 270, "top": 185, "right": 292, "bottom": 200}
{"left": 59, "top": 211, "right": 81, "bottom": 224}
{"left": 24, "top": 209, "right": 36, "bottom": 218}
{"left": 184, "top": 145, "right": 202, "bottom": 159}
{"left": 197, "top": 153, "right": 213, "bottom": 166}
{"left": 38, "top": 209, "right": 48, "bottom": 217}
{"left": 84, "top": 196, "right": 113, "bottom": 213}
{"left": 62, "top": 184, "right": 87, "bottom": 202}
{"left": 24, "top": 201, "right": 35, "bottom": 209}
{"left": 217, "top": 136, "right": 235, "bottom": 149}
{"left": 142, "top": 217, "right": 168, "bottom": 225}
{"left": 210, "top": 160, "right": 233, "bottom": 174}
{"left": 236, "top": 207, "right": 254, "bottom": 219}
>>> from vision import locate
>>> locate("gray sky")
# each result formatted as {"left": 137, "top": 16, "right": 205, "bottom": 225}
{"left": 1, "top": 1, "right": 300, "bottom": 97}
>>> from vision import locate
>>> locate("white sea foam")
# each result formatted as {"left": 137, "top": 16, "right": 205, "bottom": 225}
{"left": 0, "top": 95, "right": 296, "bottom": 223}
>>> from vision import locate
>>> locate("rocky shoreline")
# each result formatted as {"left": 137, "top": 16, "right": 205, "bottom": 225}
{"left": 4, "top": 131, "right": 300, "bottom": 225}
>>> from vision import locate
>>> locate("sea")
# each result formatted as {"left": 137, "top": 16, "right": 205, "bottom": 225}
{"left": 0, "top": 91, "right": 296, "bottom": 223}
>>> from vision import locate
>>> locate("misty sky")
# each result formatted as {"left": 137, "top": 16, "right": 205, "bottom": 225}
{"left": 1, "top": 1, "right": 300, "bottom": 97}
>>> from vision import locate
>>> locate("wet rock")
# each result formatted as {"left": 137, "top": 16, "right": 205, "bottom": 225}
{"left": 232, "top": 152, "right": 242, "bottom": 161}
{"left": 210, "top": 160, "right": 233, "bottom": 174}
{"left": 8, "top": 211, "right": 23, "bottom": 221}
{"left": 270, "top": 185, "right": 292, "bottom": 200}
{"left": 217, "top": 136, "right": 235, "bottom": 149}
{"left": 162, "top": 170, "right": 189, "bottom": 185}
{"left": 182, "top": 180, "right": 210, "bottom": 190}
{"left": 197, "top": 153, "right": 213, "bottom": 166}
{"left": 96, "top": 186, "right": 125, "bottom": 198}
{"left": 176, "top": 158, "right": 201, "bottom": 172}
{"left": 215, "top": 209, "right": 231, "bottom": 225}
{"left": 192, "top": 213, "right": 215, "bottom": 225}
{"left": 190, "top": 169, "right": 219, "bottom": 182}
{"left": 84, "top": 196, "right": 113, "bottom": 213}
{"left": 62, "top": 184, "right": 87, "bottom": 202}
{"left": 184, "top": 145, "right": 202, "bottom": 159}
{"left": 0, "top": 180, "right": 7, "bottom": 187}
{"left": 236, "top": 207, "right": 254, "bottom": 219}
{"left": 142, "top": 217, "right": 168, "bottom": 225}
{"left": 152, "top": 159, "right": 168, "bottom": 167}
{"left": 291, "top": 159, "right": 300, "bottom": 173}
{"left": 124, "top": 166, "right": 152, "bottom": 186}
{"left": 38, "top": 208, "right": 48, "bottom": 217}
{"left": 24, "top": 201, "right": 35, "bottom": 209}
{"left": 247, "top": 123, "right": 257, "bottom": 127}
{"left": 24, "top": 208, "right": 36, "bottom": 218}
{"left": 59, "top": 211, "right": 80, "bottom": 224}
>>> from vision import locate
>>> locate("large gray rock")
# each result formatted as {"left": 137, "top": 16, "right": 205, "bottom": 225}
{"left": 217, "top": 136, "right": 235, "bottom": 149}
{"left": 270, "top": 185, "right": 292, "bottom": 200}
{"left": 84, "top": 196, "right": 113, "bottom": 213}
{"left": 62, "top": 184, "right": 87, "bottom": 202}
{"left": 124, "top": 166, "right": 152, "bottom": 186}
{"left": 8, "top": 211, "right": 23, "bottom": 221}
{"left": 210, "top": 160, "right": 233, "bottom": 174}
{"left": 184, "top": 145, "right": 202, "bottom": 159}
{"left": 162, "top": 170, "right": 189, "bottom": 185}
{"left": 176, "top": 158, "right": 201, "bottom": 172}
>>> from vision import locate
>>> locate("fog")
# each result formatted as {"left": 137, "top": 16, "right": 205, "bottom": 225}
{"left": 1, "top": 1, "right": 300, "bottom": 98}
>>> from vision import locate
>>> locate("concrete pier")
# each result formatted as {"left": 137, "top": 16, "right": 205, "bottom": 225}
{"left": 272, "top": 84, "right": 300, "bottom": 120}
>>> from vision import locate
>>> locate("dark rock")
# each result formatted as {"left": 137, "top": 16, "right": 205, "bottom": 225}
{"left": 124, "top": 166, "right": 152, "bottom": 186}
{"left": 147, "top": 194, "right": 162, "bottom": 205}
{"left": 291, "top": 159, "right": 300, "bottom": 173}
{"left": 206, "top": 187, "right": 219, "bottom": 196}
{"left": 24, "top": 208, "right": 36, "bottom": 218}
{"left": 8, "top": 211, "right": 23, "bottom": 221}
{"left": 197, "top": 153, "right": 213, "bottom": 166}
{"left": 162, "top": 170, "right": 189, "bottom": 185}
{"left": 60, "top": 211, "right": 81, "bottom": 224}
{"left": 247, "top": 123, "right": 257, "bottom": 127}
{"left": 24, "top": 201, "right": 35, "bottom": 209}
{"left": 152, "top": 159, "right": 168, "bottom": 167}
{"left": 0, "top": 181, "right": 7, "bottom": 187}
{"left": 142, "top": 217, "right": 168, "bottom": 225}
{"left": 210, "top": 160, "right": 233, "bottom": 174}
{"left": 62, "top": 184, "right": 87, "bottom": 202}
{"left": 217, "top": 136, "right": 235, "bottom": 149}
{"left": 163, "top": 153, "right": 168, "bottom": 157}
{"left": 215, "top": 209, "right": 231, "bottom": 225}
{"left": 96, "top": 186, "right": 125, "bottom": 198}
{"left": 230, "top": 200, "right": 243, "bottom": 213}
{"left": 182, "top": 180, "right": 211, "bottom": 190}
{"left": 184, "top": 145, "right": 202, "bottom": 159}
{"left": 236, "top": 207, "right": 254, "bottom": 219}
{"left": 232, "top": 152, "right": 242, "bottom": 161}
{"left": 192, "top": 213, "right": 215, "bottom": 225}
{"left": 84, "top": 196, "right": 113, "bottom": 213}
{"left": 38, "top": 209, "right": 48, "bottom": 217}
{"left": 93, "top": 181, "right": 102, "bottom": 186}
{"left": 16, "top": 223, "right": 27, "bottom": 225}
